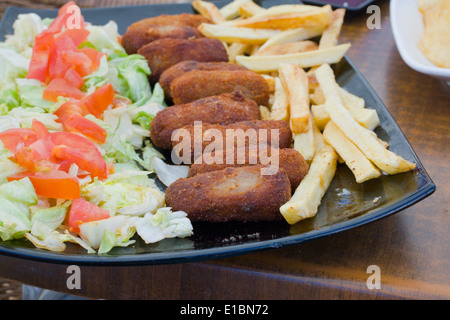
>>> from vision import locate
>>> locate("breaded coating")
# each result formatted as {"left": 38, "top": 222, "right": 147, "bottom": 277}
{"left": 121, "top": 13, "right": 211, "bottom": 54}
{"left": 159, "top": 61, "right": 248, "bottom": 101}
{"left": 150, "top": 91, "right": 261, "bottom": 150}
{"left": 138, "top": 38, "right": 228, "bottom": 82}
{"left": 165, "top": 165, "right": 292, "bottom": 222}
{"left": 170, "top": 69, "right": 271, "bottom": 106}
{"left": 173, "top": 120, "right": 293, "bottom": 162}
{"left": 189, "top": 147, "right": 308, "bottom": 190}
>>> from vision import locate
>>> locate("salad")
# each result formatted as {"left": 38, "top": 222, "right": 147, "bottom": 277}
{"left": 0, "top": 2, "right": 193, "bottom": 254}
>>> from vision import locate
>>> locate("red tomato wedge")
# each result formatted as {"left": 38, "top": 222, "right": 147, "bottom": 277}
{"left": 48, "top": 36, "right": 77, "bottom": 80}
{"left": 57, "top": 28, "right": 89, "bottom": 47}
{"left": 49, "top": 131, "right": 107, "bottom": 179}
{"left": 26, "top": 32, "right": 55, "bottom": 82}
{"left": 7, "top": 170, "right": 80, "bottom": 200}
{"left": 43, "top": 78, "right": 85, "bottom": 102}
{"left": 64, "top": 113, "right": 107, "bottom": 144}
{"left": 31, "top": 119, "right": 51, "bottom": 140}
{"left": 0, "top": 128, "right": 37, "bottom": 153}
{"left": 78, "top": 48, "right": 105, "bottom": 72}
{"left": 15, "top": 139, "right": 54, "bottom": 171}
{"left": 63, "top": 68, "right": 84, "bottom": 89}
{"left": 81, "top": 83, "right": 115, "bottom": 118}
{"left": 67, "top": 198, "right": 110, "bottom": 234}
{"left": 62, "top": 50, "right": 93, "bottom": 77}
{"left": 47, "top": 1, "right": 84, "bottom": 34}
{"left": 54, "top": 99, "right": 85, "bottom": 123}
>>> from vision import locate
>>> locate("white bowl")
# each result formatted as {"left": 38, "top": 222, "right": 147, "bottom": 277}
{"left": 390, "top": 0, "right": 450, "bottom": 83}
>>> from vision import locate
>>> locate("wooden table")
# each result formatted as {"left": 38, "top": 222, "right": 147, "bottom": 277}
{"left": 0, "top": 0, "right": 449, "bottom": 300}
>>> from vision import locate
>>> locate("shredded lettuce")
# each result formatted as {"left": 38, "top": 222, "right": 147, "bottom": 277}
{"left": 78, "top": 215, "right": 136, "bottom": 253}
{"left": 152, "top": 157, "right": 189, "bottom": 187}
{"left": 134, "top": 207, "right": 193, "bottom": 244}
{"left": 0, "top": 178, "right": 37, "bottom": 241}
{"left": 0, "top": 48, "right": 29, "bottom": 92}
{"left": 0, "top": 12, "right": 195, "bottom": 254}
{"left": 3, "top": 13, "right": 46, "bottom": 56}
{"left": 81, "top": 169, "right": 165, "bottom": 216}
{"left": 84, "top": 21, "right": 127, "bottom": 59}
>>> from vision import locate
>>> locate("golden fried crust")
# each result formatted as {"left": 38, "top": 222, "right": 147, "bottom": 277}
{"left": 159, "top": 61, "right": 248, "bottom": 101}
{"left": 173, "top": 120, "right": 293, "bottom": 160}
{"left": 170, "top": 69, "right": 271, "bottom": 106}
{"left": 188, "top": 147, "right": 308, "bottom": 190}
{"left": 121, "top": 14, "right": 211, "bottom": 54}
{"left": 150, "top": 91, "right": 261, "bottom": 150}
{"left": 165, "top": 165, "right": 291, "bottom": 222}
{"left": 138, "top": 38, "right": 228, "bottom": 82}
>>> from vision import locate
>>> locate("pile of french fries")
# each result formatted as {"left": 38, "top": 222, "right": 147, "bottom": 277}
{"left": 192, "top": 0, "right": 417, "bottom": 225}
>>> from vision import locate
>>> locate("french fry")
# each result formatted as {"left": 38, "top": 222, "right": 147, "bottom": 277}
{"left": 249, "top": 44, "right": 261, "bottom": 55}
{"left": 323, "top": 121, "right": 381, "bottom": 183}
{"left": 236, "top": 43, "right": 351, "bottom": 72}
{"left": 192, "top": 0, "right": 226, "bottom": 24}
{"left": 259, "top": 105, "right": 271, "bottom": 120}
{"left": 261, "top": 74, "right": 275, "bottom": 92}
{"left": 280, "top": 128, "right": 338, "bottom": 224}
{"left": 319, "top": 8, "right": 345, "bottom": 49}
{"left": 258, "top": 25, "right": 325, "bottom": 52}
{"left": 227, "top": 42, "right": 251, "bottom": 62}
{"left": 311, "top": 104, "right": 329, "bottom": 130}
{"left": 278, "top": 63, "right": 310, "bottom": 133}
{"left": 232, "top": 4, "right": 333, "bottom": 30}
{"left": 198, "top": 23, "right": 281, "bottom": 44}
{"left": 219, "top": 0, "right": 253, "bottom": 20}
{"left": 249, "top": 4, "right": 321, "bottom": 18}
{"left": 340, "top": 87, "right": 365, "bottom": 110}
{"left": 270, "top": 77, "right": 289, "bottom": 121}
{"left": 315, "top": 64, "right": 416, "bottom": 175}
{"left": 238, "top": 1, "right": 266, "bottom": 18}
{"left": 254, "top": 40, "right": 318, "bottom": 56}
{"left": 312, "top": 86, "right": 365, "bottom": 110}
{"left": 293, "top": 116, "right": 316, "bottom": 162}
{"left": 311, "top": 103, "right": 380, "bottom": 130}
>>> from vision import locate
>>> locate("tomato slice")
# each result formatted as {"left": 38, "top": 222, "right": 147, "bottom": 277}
{"left": 48, "top": 35, "right": 77, "bottom": 80}
{"left": 43, "top": 78, "right": 85, "bottom": 102}
{"left": 50, "top": 131, "right": 107, "bottom": 179}
{"left": 7, "top": 170, "right": 80, "bottom": 200}
{"left": 62, "top": 50, "right": 93, "bottom": 77}
{"left": 82, "top": 83, "right": 115, "bottom": 118}
{"left": 14, "top": 138, "right": 54, "bottom": 171}
{"left": 31, "top": 119, "right": 51, "bottom": 140}
{"left": 57, "top": 28, "right": 90, "bottom": 48}
{"left": 26, "top": 32, "right": 55, "bottom": 82}
{"left": 64, "top": 113, "right": 107, "bottom": 144}
{"left": 47, "top": 1, "right": 84, "bottom": 34}
{"left": 67, "top": 198, "right": 110, "bottom": 234}
{"left": 64, "top": 68, "right": 84, "bottom": 89}
{"left": 52, "top": 145, "right": 107, "bottom": 180}
{"left": 54, "top": 99, "right": 85, "bottom": 123}
{"left": 0, "top": 128, "right": 37, "bottom": 153}
{"left": 78, "top": 48, "right": 105, "bottom": 72}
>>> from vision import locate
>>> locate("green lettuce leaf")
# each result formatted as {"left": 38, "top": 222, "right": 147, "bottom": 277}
{"left": 0, "top": 177, "right": 37, "bottom": 241}
{"left": 134, "top": 207, "right": 193, "bottom": 244}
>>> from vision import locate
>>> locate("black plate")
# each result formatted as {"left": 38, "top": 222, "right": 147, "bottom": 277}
{"left": 0, "top": 0, "right": 435, "bottom": 266}
{"left": 301, "top": 0, "right": 377, "bottom": 11}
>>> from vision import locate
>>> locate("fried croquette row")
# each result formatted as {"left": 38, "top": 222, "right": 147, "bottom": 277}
{"left": 124, "top": 13, "right": 309, "bottom": 223}
{"left": 122, "top": 14, "right": 271, "bottom": 105}
{"left": 150, "top": 91, "right": 261, "bottom": 150}
{"left": 165, "top": 165, "right": 292, "bottom": 223}
{"left": 175, "top": 120, "right": 293, "bottom": 163}
{"left": 121, "top": 13, "right": 211, "bottom": 54}
{"left": 188, "top": 147, "right": 309, "bottom": 190}
{"left": 138, "top": 38, "right": 229, "bottom": 83}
